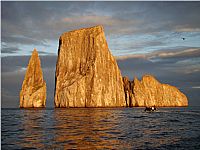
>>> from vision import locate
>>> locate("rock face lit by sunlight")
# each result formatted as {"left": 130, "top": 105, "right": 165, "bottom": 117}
{"left": 1, "top": 1, "right": 200, "bottom": 150}
{"left": 123, "top": 75, "right": 188, "bottom": 107}
{"left": 54, "top": 26, "right": 125, "bottom": 107}
{"left": 20, "top": 49, "right": 46, "bottom": 108}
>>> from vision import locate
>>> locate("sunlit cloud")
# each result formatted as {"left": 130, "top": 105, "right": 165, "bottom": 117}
{"left": 61, "top": 15, "right": 124, "bottom": 26}
{"left": 116, "top": 47, "right": 200, "bottom": 60}
{"left": 176, "top": 27, "right": 200, "bottom": 32}
{"left": 191, "top": 86, "right": 200, "bottom": 89}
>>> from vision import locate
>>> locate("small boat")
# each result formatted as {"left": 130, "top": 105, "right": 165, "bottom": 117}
{"left": 145, "top": 106, "right": 157, "bottom": 112}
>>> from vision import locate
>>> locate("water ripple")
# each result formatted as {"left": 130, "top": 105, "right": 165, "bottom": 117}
{"left": 2, "top": 107, "right": 200, "bottom": 149}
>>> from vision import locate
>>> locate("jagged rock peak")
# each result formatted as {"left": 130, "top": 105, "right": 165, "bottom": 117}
{"left": 141, "top": 74, "right": 159, "bottom": 83}
{"left": 55, "top": 25, "right": 125, "bottom": 107}
{"left": 60, "top": 25, "right": 104, "bottom": 37}
{"left": 133, "top": 74, "right": 188, "bottom": 107}
{"left": 20, "top": 48, "right": 46, "bottom": 108}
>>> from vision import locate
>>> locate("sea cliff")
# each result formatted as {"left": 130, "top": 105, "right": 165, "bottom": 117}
{"left": 54, "top": 25, "right": 125, "bottom": 107}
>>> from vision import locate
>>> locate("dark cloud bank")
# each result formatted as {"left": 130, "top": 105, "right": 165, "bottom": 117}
{"left": 2, "top": 1, "right": 200, "bottom": 55}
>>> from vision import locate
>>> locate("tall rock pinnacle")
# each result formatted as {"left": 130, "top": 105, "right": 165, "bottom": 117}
{"left": 54, "top": 25, "right": 125, "bottom": 107}
{"left": 20, "top": 49, "right": 46, "bottom": 108}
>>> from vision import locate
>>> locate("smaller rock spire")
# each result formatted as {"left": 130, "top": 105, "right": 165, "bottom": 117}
{"left": 20, "top": 49, "right": 46, "bottom": 108}
{"left": 33, "top": 48, "right": 38, "bottom": 54}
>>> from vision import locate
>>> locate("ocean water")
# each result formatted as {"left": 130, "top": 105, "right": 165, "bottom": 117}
{"left": 1, "top": 107, "right": 200, "bottom": 149}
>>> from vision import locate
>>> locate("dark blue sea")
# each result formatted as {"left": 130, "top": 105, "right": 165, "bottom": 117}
{"left": 1, "top": 107, "right": 200, "bottom": 149}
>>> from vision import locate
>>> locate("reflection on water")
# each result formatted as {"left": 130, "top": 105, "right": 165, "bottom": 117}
{"left": 17, "top": 109, "right": 50, "bottom": 149}
{"left": 52, "top": 109, "right": 123, "bottom": 149}
{"left": 2, "top": 107, "right": 200, "bottom": 149}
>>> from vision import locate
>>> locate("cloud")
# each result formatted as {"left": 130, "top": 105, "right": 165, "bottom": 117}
{"left": 2, "top": 1, "right": 200, "bottom": 49}
{"left": 111, "top": 40, "right": 164, "bottom": 51}
{"left": 36, "top": 51, "right": 56, "bottom": 55}
{"left": 151, "top": 48, "right": 200, "bottom": 59}
{"left": 61, "top": 15, "right": 127, "bottom": 27}
{"left": 115, "top": 54, "right": 146, "bottom": 60}
{"left": 175, "top": 27, "right": 200, "bottom": 32}
{"left": 1, "top": 2, "right": 200, "bottom": 107}
{"left": 1, "top": 47, "right": 21, "bottom": 54}
{"left": 1, "top": 35, "right": 48, "bottom": 46}
{"left": 116, "top": 47, "right": 200, "bottom": 76}
{"left": 116, "top": 47, "right": 200, "bottom": 61}
{"left": 191, "top": 86, "right": 200, "bottom": 89}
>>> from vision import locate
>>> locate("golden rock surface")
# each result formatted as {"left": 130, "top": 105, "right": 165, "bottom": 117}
{"left": 20, "top": 49, "right": 46, "bottom": 108}
{"left": 123, "top": 76, "right": 134, "bottom": 107}
{"left": 123, "top": 75, "right": 188, "bottom": 107}
{"left": 54, "top": 25, "right": 125, "bottom": 107}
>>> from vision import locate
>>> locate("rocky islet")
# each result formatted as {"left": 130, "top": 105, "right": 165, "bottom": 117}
{"left": 20, "top": 26, "right": 188, "bottom": 108}
{"left": 123, "top": 75, "right": 188, "bottom": 107}
{"left": 20, "top": 49, "right": 46, "bottom": 108}
{"left": 54, "top": 25, "right": 125, "bottom": 107}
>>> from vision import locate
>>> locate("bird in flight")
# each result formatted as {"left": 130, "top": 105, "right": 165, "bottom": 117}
{"left": 182, "top": 38, "right": 185, "bottom": 40}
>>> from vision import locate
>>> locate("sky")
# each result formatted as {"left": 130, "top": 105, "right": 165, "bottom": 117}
{"left": 1, "top": 1, "right": 200, "bottom": 108}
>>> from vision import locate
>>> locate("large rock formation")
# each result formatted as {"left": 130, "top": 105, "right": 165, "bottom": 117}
{"left": 123, "top": 75, "right": 188, "bottom": 107}
{"left": 54, "top": 25, "right": 125, "bottom": 107}
{"left": 20, "top": 49, "right": 46, "bottom": 108}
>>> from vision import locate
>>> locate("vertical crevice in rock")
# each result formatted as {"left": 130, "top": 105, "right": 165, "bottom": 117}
{"left": 123, "top": 76, "right": 133, "bottom": 107}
